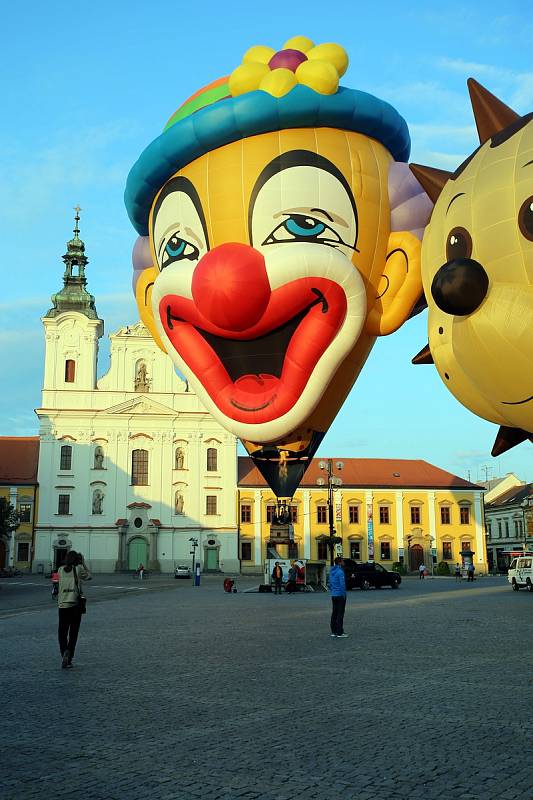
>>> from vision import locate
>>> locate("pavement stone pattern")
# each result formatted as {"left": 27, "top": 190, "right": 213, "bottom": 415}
{"left": 1, "top": 576, "right": 532, "bottom": 800}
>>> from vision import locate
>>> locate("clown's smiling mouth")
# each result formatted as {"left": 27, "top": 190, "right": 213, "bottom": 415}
{"left": 160, "top": 277, "right": 347, "bottom": 426}
{"left": 167, "top": 288, "right": 328, "bottom": 384}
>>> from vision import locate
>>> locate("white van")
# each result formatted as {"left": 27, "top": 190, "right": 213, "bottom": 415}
{"left": 507, "top": 556, "right": 533, "bottom": 591}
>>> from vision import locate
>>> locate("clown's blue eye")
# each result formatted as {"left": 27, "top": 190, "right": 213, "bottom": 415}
{"left": 285, "top": 216, "right": 326, "bottom": 237}
{"left": 160, "top": 233, "right": 200, "bottom": 269}
{"left": 263, "top": 213, "right": 346, "bottom": 248}
{"left": 166, "top": 238, "right": 186, "bottom": 257}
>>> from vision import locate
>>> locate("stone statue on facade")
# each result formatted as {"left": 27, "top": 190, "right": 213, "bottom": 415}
{"left": 134, "top": 361, "right": 150, "bottom": 393}
{"left": 175, "top": 447, "right": 185, "bottom": 470}
{"left": 92, "top": 489, "right": 103, "bottom": 515}
{"left": 175, "top": 492, "right": 184, "bottom": 515}
{"left": 94, "top": 446, "right": 104, "bottom": 469}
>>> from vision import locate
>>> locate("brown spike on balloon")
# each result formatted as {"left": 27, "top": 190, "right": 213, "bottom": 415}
{"left": 491, "top": 426, "right": 532, "bottom": 457}
{"left": 467, "top": 78, "right": 520, "bottom": 144}
{"left": 409, "top": 164, "right": 452, "bottom": 203}
{"left": 411, "top": 343, "right": 434, "bottom": 365}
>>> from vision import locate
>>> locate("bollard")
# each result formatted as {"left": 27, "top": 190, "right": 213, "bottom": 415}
{"left": 194, "top": 562, "right": 201, "bottom": 587}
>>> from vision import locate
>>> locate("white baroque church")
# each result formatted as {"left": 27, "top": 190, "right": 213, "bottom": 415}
{"left": 33, "top": 212, "right": 239, "bottom": 574}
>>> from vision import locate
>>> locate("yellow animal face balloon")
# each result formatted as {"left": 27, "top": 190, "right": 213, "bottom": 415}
{"left": 126, "top": 37, "right": 431, "bottom": 496}
{"left": 411, "top": 80, "right": 533, "bottom": 457}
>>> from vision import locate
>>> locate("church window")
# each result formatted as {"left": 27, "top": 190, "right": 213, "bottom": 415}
{"left": 441, "top": 506, "right": 451, "bottom": 524}
{"left": 206, "top": 495, "right": 217, "bottom": 515}
{"left": 241, "top": 504, "right": 252, "bottom": 523}
{"left": 60, "top": 445, "right": 72, "bottom": 471}
{"left": 349, "top": 505, "right": 359, "bottom": 524}
{"left": 317, "top": 539, "right": 328, "bottom": 560}
{"left": 58, "top": 494, "right": 70, "bottom": 515}
{"left": 380, "top": 541, "right": 391, "bottom": 560}
{"left": 19, "top": 503, "right": 32, "bottom": 523}
{"left": 460, "top": 506, "right": 471, "bottom": 525}
{"left": 266, "top": 505, "right": 276, "bottom": 523}
{"left": 317, "top": 506, "right": 327, "bottom": 524}
{"left": 65, "top": 359, "right": 76, "bottom": 383}
{"left": 131, "top": 449, "right": 149, "bottom": 485}
{"left": 410, "top": 506, "right": 421, "bottom": 525}
{"left": 207, "top": 448, "right": 218, "bottom": 471}
{"left": 442, "top": 541, "right": 453, "bottom": 560}
{"left": 17, "top": 542, "right": 30, "bottom": 562}
{"left": 379, "top": 506, "right": 390, "bottom": 524}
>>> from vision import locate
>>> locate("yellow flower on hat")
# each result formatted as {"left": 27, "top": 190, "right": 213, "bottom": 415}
{"left": 228, "top": 37, "right": 349, "bottom": 99}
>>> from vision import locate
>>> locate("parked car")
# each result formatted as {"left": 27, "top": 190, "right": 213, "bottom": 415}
{"left": 507, "top": 556, "right": 533, "bottom": 591}
{"left": 174, "top": 564, "right": 191, "bottom": 579}
{"left": 342, "top": 559, "right": 401, "bottom": 590}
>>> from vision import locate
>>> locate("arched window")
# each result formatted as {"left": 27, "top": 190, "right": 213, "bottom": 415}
{"left": 60, "top": 445, "right": 72, "bottom": 471}
{"left": 206, "top": 448, "right": 217, "bottom": 472}
{"left": 131, "top": 449, "right": 149, "bottom": 485}
{"left": 65, "top": 359, "right": 76, "bottom": 383}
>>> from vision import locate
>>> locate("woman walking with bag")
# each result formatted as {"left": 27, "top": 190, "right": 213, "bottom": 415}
{"left": 57, "top": 550, "right": 91, "bottom": 669}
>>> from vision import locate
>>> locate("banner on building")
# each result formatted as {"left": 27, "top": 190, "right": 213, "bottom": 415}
{"left": 367, "top": 502, "right": 374, "bottom": 560}
{"left": 336, "top": 500, "right": 342, "bottom": 522}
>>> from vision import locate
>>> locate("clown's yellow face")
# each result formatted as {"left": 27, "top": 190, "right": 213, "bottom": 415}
{"left": 136, "top": 127, "right": 422, "bottom": 444}
{"left": 421, "top": 118, "right": 533, "bottom": 434}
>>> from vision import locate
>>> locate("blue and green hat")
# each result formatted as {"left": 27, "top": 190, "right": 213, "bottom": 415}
{"left": 124, "top": 37, "right": 411, "bottom": 236}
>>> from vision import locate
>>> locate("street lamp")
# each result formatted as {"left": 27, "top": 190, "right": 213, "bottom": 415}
{"left": 189, "top": 537, "right": 199, "bottom": 578}
{"left": 318, "top": 459, "right": 343, "bottom": 566}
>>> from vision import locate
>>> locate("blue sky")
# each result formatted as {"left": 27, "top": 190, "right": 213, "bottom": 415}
{"left": 1, "top": 0, "right": 531, "bottom": 483}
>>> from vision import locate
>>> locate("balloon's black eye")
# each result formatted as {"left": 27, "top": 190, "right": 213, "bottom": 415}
{"left": 446, "top": 227, "right": 472, "bottom": 261}
{"left": 518, "top": 196, "right": 533, "bottom": 241}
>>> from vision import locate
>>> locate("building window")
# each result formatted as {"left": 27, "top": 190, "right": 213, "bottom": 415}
{"left": 317, "top": 539, "right": 328, "bottom": 560}
{"left": 241, "top": 504, "right": 252, "bottom": 523}
{"left": 349, "top": 505, "right": 359, "bottom": 524}
{"left": 131, "top": 449, "right": 149, "bottom": 485}
{"left": 442, "top": 541, "right": 453, "bottom": 560}
{"left": 18, "top": 503, "right": 31, "bottom": 523}
{"left": 289, "top": 505, "right": 298, "bottom": 523}
{"left": 266, "top": 505, "right": 276, "bottom": 523}
{"left": 515, "top": 519, "right": 523, "bottom": 536}
{"left": 350, "top": 541, "right": 361, "bottom": 560}
{"left": 64, "top": 359, "right": 75, "bottom": 383}
{"left": 440, "top": 506, "right": 451, "bottom": 525}
{"left": 410, "top": 506, "right": 421, "bottom": 525}
{"left": 317, "top": 505, "right": 327, "bottom": 524}
{"left": 60, "top": 445, "right": 72, "bottom": 471}
{"left": 504, "top": 519, "right": 509, "bottom": 538}
{"left": 288, "top": 542, "right": 299, "bottom": 559}
{"left": 497, "top": 520, "right": 502, "bottom": 538}
{"left": 241, "top": 541, "right": 252, "bottom": 561}
{"left": 206, "top": 495, "right": 217, "bottom": 515}
{"left": 206, "top": 448, "right": 218, "bottom": 472}
{"left": 58, "top": 494, "right": 70, "bottom": 515}
{"left": 379, "top": 506, "right": 390, "bottom": 524}
{"left": 486, "top": 522, "right": 492, "bottom": 538}
{"left": 461, "top": 541, "right": 471, "bottom": 552}
{"left": 460, "top": 506, "right": 470, "bottom": 525}
{"left": 380, "top": 541, "right": 391, "bottom": 560}
{"left": 17, "top": 542, "right": 30, "bottom": 562}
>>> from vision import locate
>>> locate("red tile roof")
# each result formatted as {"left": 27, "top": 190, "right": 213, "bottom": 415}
{"left": 238, "top": 457, "right": 480, "bottom": 491}
{"left": 0, "top": 437, "right": 39, "bottom": 485}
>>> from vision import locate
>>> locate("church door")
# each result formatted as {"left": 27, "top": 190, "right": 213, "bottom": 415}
{"left": 205, "top": 548, "right": 219, "bottom": 571}
{"left": 409, "top": 544, "right": 424, "bottom": 572}
{"left": 128, "top": 538, "right": 148, "bottom": 571}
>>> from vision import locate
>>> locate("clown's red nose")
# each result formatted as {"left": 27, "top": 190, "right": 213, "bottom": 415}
{"left": 192, "top": 243, "right": 271, "bottom": 331}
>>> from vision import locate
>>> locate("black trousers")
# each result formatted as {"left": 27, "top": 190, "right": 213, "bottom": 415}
{"left": 330, "top": 596, "right": 346, "bottom": 635}
{"left": 58, "top": 606, "right": 83, "bottom": 659}
{"left": 274, "top": 578, "right": 283, "bottom": 594}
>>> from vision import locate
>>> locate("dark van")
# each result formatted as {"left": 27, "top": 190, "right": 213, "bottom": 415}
{"left": 342, "top": 559, "right": 401, "bottom": 590}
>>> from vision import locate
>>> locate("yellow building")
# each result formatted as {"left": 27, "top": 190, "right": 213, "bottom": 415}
{"left": 237, "top": 457, "right": 487, "bottom": 574}
{"left": 0, "top": 437, "right": 39, "bottom": 571}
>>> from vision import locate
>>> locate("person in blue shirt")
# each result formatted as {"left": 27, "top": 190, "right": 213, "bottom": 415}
{"left": 329, "top": 557, "right": 348, "bottom": 638}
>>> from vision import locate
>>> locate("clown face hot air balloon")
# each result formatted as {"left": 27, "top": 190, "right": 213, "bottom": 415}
{"left": 411, "top": 79, "right": 533, "bottom": 458}
{"left": 125, "top": 36, "right": 431, "bottom": 497}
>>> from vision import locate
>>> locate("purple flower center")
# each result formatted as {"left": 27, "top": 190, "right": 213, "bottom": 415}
{"left": 268, "top": 49, "right": 308, "bottom": 73}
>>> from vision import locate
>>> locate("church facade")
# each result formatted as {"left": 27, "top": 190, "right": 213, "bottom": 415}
{"left": 33, "top": 213, "right": 239, "bottom": 574}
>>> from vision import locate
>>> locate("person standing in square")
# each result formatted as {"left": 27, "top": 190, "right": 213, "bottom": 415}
{"left": 329, "top": 557, "right": 348, "bottom": 638}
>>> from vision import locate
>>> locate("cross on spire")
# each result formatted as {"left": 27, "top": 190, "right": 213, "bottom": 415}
{"left": 73, "top": 205, "right": 82, "bottom": 237}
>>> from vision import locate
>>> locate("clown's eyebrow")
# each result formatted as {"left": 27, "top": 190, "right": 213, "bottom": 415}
{"left": 156, "top": 224, "right": 204, "bottom": 258}
{"left": 523, "top": 160, "right": 533, "bottom": 168}
{"left": 273, "top": 207, "right": 349, "bottom": 228}
{"left": 446, "top": 192, "right": 466, "bottom": 215}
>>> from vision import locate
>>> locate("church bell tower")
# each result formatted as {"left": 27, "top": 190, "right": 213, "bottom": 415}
{"left": 42, "top": 208, "right": 104, "bottom": 396}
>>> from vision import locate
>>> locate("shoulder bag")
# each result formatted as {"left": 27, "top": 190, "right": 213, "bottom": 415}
{"left": 72, "top": 566, "right": 87, "bottom": 614}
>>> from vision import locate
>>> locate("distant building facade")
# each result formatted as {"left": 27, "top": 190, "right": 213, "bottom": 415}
{"left": 484, "top": 476, "right": 533, "bottom": 572}
{"left": 238, "top": 457, "right": 487, "bottom": 574}
{"left": 0, "top": 437, "right": 39, "bottom": 571}
{"left": 33, "top": 215, "right": 238, "bottom": 574}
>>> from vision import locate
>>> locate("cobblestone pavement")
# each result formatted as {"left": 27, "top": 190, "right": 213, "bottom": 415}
{"left": 2, "top": 577, "right": 532, "bottom": 800}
